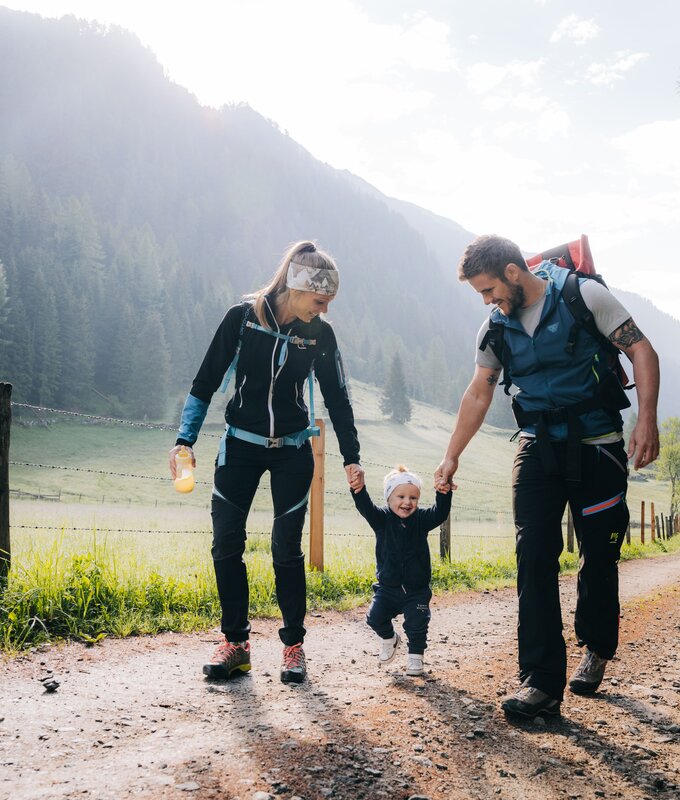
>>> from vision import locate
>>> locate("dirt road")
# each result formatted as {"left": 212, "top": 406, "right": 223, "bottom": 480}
{"left": 2, "top": 553, "right": 680, "bottom": 800}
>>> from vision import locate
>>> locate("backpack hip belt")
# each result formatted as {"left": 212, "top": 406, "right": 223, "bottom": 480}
{"left": 512, "top": 394, "right": 606, "bottom": 428}
{"left": 217, "top": 424, "right": 319, "bottom": 466}
{"left": 512, "top": 394, "right": 621, "bottom": 483}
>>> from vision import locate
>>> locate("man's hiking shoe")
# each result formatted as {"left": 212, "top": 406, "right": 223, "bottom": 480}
{"left": 569, "top": 648, "right": 608, "bottom": 695}
{"left": 202, "top": 639, "right": 251, "bottom": 679}
{"left": 406, "top": 653, "right": 424, "bottom": 676}
{"left": 379, "top": 633, "right": 400, "bottom": 666}
{"left": 501, "top": 686, "right": 560, "bottom": 719}
{"left": 281, "top": 643, "right": 306, "bottom": 684}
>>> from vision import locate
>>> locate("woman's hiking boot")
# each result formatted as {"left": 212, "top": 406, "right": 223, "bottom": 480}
{"left": 202, "top": 639, "right": 251, "bottom": 679}
{"left": 281, "top": 643, "right": 306, "bottom": 684}
{"left": 378, "top": 633, "right": 400, "bottom": 666}
{"left": 501, "top": 686, "right": 561, "bottom": 718}
{"left": 569, "top": 648, "right": 608, "bottom": 694}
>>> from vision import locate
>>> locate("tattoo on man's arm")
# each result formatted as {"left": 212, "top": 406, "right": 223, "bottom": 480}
{"left": 609, "top": 318, "right": 644, "bottom": 349}
{"left": 486, "top": 371, "right": 501, "bottom": 386}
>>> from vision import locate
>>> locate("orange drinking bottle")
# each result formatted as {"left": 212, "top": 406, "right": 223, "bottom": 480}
{"left": 174, "top": 446, "right": 195, "bottom": 493}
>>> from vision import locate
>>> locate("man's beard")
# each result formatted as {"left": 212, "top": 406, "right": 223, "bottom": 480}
{"left": 505, "top": 282, "right": 526, "bottom": 316}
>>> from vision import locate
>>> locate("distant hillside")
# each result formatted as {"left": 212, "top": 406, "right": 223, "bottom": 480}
{"left": 0, "top": 6, "right": 676, "bottom": 422}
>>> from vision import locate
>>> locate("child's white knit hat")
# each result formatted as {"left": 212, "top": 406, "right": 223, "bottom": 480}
{"left": 383, "top": 465, "right": 422, "bottom": 501}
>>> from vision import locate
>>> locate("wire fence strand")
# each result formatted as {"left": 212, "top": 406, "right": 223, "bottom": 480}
{"left": 10, "top": 400, "right": 658, "bottom": 546}
{"left": 12, "top": 402, "right": 512, "bottom": 488}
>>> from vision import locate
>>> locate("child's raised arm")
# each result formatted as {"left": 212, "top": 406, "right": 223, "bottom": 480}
{"left": 418, "top": 488, "right": 453, "bottom": 531}
{"left": 350, "top": 484, "right": 388, "bottom": 531}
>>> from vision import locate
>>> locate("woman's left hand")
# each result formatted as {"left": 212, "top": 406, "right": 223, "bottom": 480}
{"left": 345, "top": 463, "right": 364, "bottom": 491}
{"left": 168, "top": 444, "right": 195, "bottom": 478}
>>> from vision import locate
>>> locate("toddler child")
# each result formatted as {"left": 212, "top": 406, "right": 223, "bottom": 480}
{"left": 351, "top": 465, "right": 452, "bottom": 675}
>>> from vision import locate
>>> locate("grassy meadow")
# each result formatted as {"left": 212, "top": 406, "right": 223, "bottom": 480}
{"left": 3, "top": 382, "right": 676, "bottom": 650}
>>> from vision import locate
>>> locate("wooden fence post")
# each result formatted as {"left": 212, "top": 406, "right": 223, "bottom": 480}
{"left": 0, "top": 383, "right": 11, "bottom": 580}
{"left": 650, "top": 501, "right": 655, "bottom": 543}
{"left": 309, "top": 419, "right": 325, "bottom": 572}
{"left": 639, "top": 500, "right": 645, "bottom": 545}
{"left": 567, "top": 507, "right": 575, "bottom": 553}
{"left": 439, "top": 514, "right": 451, "bottom": 561}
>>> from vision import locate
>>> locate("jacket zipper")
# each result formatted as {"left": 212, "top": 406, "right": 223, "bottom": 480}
{"left": 265, "top": 297, "right": 279, "bottom": 438}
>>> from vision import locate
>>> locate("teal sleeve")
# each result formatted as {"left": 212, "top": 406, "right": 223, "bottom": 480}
{"left": 176, "top": 393, "right": 210, "bottom": 446}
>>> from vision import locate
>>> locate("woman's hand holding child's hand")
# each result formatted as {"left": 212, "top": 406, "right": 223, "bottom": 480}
{"left": 345, "top": 463, "right": 365, "bottom": 492}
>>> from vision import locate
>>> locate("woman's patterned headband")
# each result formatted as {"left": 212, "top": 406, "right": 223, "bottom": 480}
{"left": 287, "top": 261, "right": 339, "bottom": 296}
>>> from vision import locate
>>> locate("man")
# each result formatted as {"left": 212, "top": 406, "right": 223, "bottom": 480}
{"left": 435, "top": 234, "right": 659, "bottom": 718}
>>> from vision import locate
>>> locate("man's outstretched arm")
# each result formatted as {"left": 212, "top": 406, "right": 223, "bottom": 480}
{"left": 435, "top": 365, "right": 500, "bottom": 488}
{"left": 609, "top": 318, "right": 660, "bottom": 470}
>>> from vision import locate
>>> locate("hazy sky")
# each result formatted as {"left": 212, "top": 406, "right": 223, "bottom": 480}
{"left": 5, "top": 1, "right": 680, "bottom": 319}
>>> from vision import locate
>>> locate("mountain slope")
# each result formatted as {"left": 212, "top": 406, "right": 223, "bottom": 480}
{"left": 0, "top": 7, "right": 676, "bottom": 419}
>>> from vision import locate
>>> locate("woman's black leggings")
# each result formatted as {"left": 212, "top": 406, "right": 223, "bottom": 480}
{"left": 210, "top": 436, "right": 314, "bottom": 646}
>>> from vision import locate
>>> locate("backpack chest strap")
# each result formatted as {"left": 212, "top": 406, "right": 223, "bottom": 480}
{"left": 245, "top": 320, "right": 316, "bottom": 368}
{"left": 245, "top": 321, "right": 316, "bottom": 347}
{"left": 220, "top": 314, "right": 317, "bottom": 393}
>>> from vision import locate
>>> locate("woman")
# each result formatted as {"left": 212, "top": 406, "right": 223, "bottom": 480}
{"left": 169, "top": 241, "right": 363, "bottom": 683}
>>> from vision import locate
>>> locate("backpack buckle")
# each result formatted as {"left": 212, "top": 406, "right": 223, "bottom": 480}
{"left": 265, "top": 436, "right": 284, "bottom": 448}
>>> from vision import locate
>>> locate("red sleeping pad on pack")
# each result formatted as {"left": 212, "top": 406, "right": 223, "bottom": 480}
{"left": 526, "top": 233, "right": 595, "bottom": 276}
{"left": 525, "top": 233, "right": 632, "bottom": 387}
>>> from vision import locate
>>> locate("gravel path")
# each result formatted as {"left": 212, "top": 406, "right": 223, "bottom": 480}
{"left": 2, "top": 552, "right": 680, "bottom": 800}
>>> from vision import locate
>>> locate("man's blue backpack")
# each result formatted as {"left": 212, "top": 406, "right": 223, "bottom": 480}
{"left": 482, "top": 234, "right": 633, "bottom": 398}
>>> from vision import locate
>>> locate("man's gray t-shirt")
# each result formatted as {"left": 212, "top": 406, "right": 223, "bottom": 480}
{"left": 474, "top": 278, "right": 633, "bottom": 444}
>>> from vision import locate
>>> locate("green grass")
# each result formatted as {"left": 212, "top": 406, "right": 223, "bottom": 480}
{"left": 3, "top": 524, "right": 678, "bottom": 651}
{"left": 3, "top": 381, "right": 676, "bottom": 650}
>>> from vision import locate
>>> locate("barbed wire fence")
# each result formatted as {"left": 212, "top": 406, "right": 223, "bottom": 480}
{"left": 8, "top": 402, "right": 675, "bottom": 554}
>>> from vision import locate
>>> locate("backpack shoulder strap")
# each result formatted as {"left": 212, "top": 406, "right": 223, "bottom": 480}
{"left": 480, "top": 318, "right": 513, "bottom": 395}
{"left": 562, "top": 271, "right": 610, "bottom": 354}
{"left": 219, "top": 303, "right": 252, "bottom": 394}
{"left": 479, "top": 319, "right": 502, "bottom": 359}
{"left": 561, "top": 273, "right": 633, "bottom": 388}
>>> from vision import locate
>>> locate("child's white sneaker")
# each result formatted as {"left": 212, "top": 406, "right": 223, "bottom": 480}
{"left": 406, "top": 653, "right": 424, "bottom": 676}
{"left": 378, "top": 633, "right": 400, "bottom": 665}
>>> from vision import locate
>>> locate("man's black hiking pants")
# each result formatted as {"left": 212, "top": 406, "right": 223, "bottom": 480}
{"left": 512, "top": 437, "right": 629, "bottom": 701}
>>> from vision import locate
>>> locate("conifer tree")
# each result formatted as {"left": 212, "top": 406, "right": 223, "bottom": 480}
{"left": 424, "top": 336, "right": 450, "bottom": 408}
{"left": 56, "top": 287, "right": 96, "bottom": 409}
{"left": 127, "top": 310, "right": 171, "bottom": 419}
{"left": 380, "top": 352, "right": 412, "bottom": 424}
{"left": 2, "top": 295, "right": 33, "bottom": 400}
{"left": 32, "top": 283, "right": 61, "bottom": 406}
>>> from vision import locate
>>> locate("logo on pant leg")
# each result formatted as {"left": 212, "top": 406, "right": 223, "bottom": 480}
{"left": 609, "top": 531, "right": 620, "bottom": 543}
